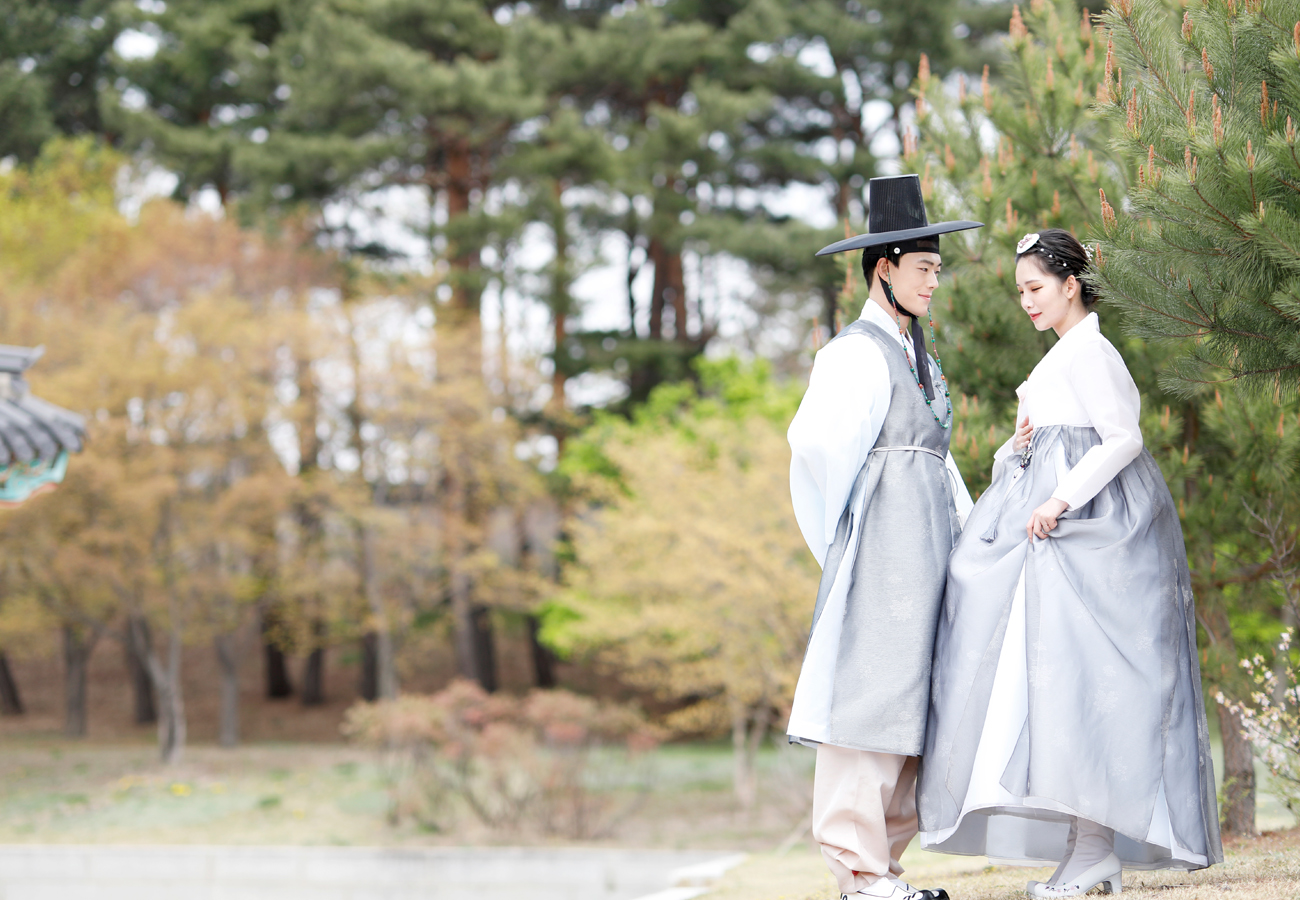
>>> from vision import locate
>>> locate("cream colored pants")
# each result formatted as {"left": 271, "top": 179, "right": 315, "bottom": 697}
{"left": 812, "top": 744, "right": 919, "bottom": 895}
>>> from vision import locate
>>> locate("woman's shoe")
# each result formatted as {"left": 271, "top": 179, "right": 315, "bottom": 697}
{"left": 1027, "top": 818, "right": 1080, "bottom": 895}
{"left": 1026, "top": 852, "right": 1122, "bottom": 897}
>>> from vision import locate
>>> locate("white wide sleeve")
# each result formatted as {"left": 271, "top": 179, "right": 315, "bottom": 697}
{"left": 788, "top": 336, "right": 890, "bottom": 567}
{"left": 1050, "top": 340, "right": 1144, "bottom": 511}
{"left": 945, "top": 451, "right": 975, "bottom": 527}
{"left": 993, "top": 385, "right": 1030, "bottom": 464}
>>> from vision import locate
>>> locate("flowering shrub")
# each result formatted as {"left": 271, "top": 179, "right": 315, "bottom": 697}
{"left": 343, "top": 681, "right": 661, "bottom": 837}
{"left": 1217, "top": 630, "right": 1300, "bottom": 813}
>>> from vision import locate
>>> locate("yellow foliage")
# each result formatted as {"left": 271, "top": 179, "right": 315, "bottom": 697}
{"left": 559, "top": 413, "right": 816, "bottom": 738}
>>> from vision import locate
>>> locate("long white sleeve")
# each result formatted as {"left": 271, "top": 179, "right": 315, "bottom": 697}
{"left": 946, "top": 452, "right": 975, "bottom": 527}
{"left": 788, "top": 335, "right": 891, "bottom": 567}
{"left": 1050, "top": 339, "right": 1143, "bottom": 510}
{"left": 994, "top": 388, "right": 1029, "bottom": 464}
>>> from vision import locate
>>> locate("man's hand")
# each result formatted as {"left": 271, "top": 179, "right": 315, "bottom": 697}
{"left": 1012, "top": 416, "right": 1034, "bottom": 451}
{"left": 1027, "top": 497, "right": 1068, "bottom": 541}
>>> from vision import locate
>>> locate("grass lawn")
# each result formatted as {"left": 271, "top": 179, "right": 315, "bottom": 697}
{"left": 0, "top": 735, "right": 1296, "bottom": 899}
{"left": 711, "top": 830, "right": 1300, "bottom": 900}
{"left": 0, "top": 737, "right": 816, "bottom": 849}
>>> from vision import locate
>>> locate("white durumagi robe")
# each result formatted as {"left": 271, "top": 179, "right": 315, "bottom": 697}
{"left": 787, "top": 300, "right": 973, "bottom": 752}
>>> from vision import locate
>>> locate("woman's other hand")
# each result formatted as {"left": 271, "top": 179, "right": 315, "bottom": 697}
{"left": 1027, "top": 497, "right": 1068, "bottom": 540}
{"left": 1012, "top": 416, "right": 1034, "bottom": 451}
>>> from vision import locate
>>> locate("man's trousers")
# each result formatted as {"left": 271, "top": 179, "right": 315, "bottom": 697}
{"left": 812, "top": 744, "right": 919, "bottom": 895}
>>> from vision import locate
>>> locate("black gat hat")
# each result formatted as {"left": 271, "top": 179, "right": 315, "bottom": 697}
{"left": 816, "top": 174, "right": 982, "bottom": 257}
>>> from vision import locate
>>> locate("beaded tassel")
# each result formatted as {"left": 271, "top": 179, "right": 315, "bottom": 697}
{"left": 885, "top": 283, "right": 952, "bottom": 429}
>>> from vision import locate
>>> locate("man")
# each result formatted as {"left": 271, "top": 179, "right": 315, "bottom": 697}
{"left": 787, "top": 175, "right": 980, "bottom": 900}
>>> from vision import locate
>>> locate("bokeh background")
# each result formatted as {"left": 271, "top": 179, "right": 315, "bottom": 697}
{"left": 0, "top": 1, "right": 1299, "bottom": 896}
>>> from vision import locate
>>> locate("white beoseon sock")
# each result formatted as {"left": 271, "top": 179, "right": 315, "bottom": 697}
{"left": 1056, "top": 817, "right": 1115, "bottom": 885}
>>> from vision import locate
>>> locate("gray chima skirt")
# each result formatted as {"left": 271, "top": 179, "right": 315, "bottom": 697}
{"left": 917, "top": 425, "right": 1223, "bottom": 870}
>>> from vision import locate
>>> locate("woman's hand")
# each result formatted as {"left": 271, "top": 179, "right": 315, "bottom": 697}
{"left": 1027, "top": 497, "right": 1069, "bottom": 541}
{"left": 1012, "top": 416, "right": 1034, "bottom": 451}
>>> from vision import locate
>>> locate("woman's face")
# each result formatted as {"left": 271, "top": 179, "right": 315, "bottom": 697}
{"left": 879, "top": 251, "right": 942, "bottom": 317}
{"left": 1016, "top": 255, "right": 1082, "bottom": 333}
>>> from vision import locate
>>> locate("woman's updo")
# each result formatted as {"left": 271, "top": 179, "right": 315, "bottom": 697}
{"left": 1014, "top": 228, "right": 1097, "bottom": 308}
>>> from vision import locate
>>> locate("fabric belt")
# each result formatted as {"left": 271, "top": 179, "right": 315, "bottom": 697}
{"left": 869, "top": 445, "right": 945, "bottom": 461}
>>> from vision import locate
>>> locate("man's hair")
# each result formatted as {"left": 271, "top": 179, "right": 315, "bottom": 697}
{"left": 859, "top": 237, "right": 941, "bottom": 290}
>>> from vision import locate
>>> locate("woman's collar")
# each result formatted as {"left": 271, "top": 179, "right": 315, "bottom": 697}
{"left": 1056, "top": 310, "right": 1099, "bottom": 343}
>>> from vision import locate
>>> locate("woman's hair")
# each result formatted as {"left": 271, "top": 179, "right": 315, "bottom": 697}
{"left": 1015, "top": 228, "right": 1097, "bottom": 308}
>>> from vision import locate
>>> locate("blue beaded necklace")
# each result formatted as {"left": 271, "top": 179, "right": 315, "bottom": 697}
{"left": 883, "top": 278, "right": 952, "bottom": 429}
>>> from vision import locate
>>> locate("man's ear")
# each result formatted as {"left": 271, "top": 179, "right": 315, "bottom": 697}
{"left": 876, "top": 256, "right": 892, "bottom": 284}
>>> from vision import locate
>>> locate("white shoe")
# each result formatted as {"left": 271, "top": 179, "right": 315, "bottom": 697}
{"left": 843, "top": 878, "right": 950, "bottom": 900}
{"left": 1028, "top": 818, "right": 1080, "bottom": 894}
{"left": 1027, "top": 852, "right": 1122, "bottom": 897}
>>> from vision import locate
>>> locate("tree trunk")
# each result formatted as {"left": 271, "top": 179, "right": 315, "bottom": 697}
{"left": 139, "top": 619, "right": 187, "bottom": 766}
{"left": 301, "top": 620, "right": 326, "bottom": 706}
{"left": 471, "top": 605, "right": 497, "bottom": 693}
{"left": 125, "top": 615, "right": 157, "bottom": 724}
{"left": 451, "top": 566, "right": 482, "bottom": 685}
{"left": 731, "top": 704, "right": 771, "bottom": 809}
{"left": 551, "top": 179, "right": 571, "bottom": 415}
{"left": 445, "top": 140, "right": 483, "bottom": 317}
{"left": 1218, "top": 702, "right": 1256, "bottom": 836}
{"left": 62, "top": 625, "right": 97, "bottom": 738}
{"left": 447, "top": 499, "right": 496, "bottom": 692}
{"left": 301, "top": 649, "right": 325, "bottom": 706}
{"left": 527, "top": 616, "right": 556, "bottom": 689}
{"left": 0, "top": 652, "right": 23, "bottom": 715}
{"left": 360, "top": 632, "right": 379, "bottom": 702}
{"left": 261, "top": 609, "right": 293, "bottom": 699}
{"left": 647, "top": 236, "right": 677, "bottom": 340}
{"left": 360, "top": 521, "right": 397, "bottom": 701}
{"left": 214, "top": 633, "right": 240, "bottom": 748}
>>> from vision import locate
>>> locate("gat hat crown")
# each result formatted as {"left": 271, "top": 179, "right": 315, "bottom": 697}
{"left": 815, "top": 174, "right": 982, "bottom": 256}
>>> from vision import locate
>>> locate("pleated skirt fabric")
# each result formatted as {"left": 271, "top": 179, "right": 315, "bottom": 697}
{"left": 917, "top": 425, "right": 1223, "bottom": 870}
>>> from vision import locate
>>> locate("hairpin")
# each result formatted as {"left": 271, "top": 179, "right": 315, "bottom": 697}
{"left": 1016, "top": 233, "right": 1040, "bottom": 253}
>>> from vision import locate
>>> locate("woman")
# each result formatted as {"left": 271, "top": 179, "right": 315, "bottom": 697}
{"left": 916, "top": 229, "right": 1222, "bottom": 897}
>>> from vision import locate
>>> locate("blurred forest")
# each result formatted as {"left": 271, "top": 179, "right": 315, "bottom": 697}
{"left": 0, "top": 0, "right": 1296, "bottom": 835}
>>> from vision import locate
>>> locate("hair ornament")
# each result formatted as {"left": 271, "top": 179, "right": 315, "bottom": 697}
{"left": 1084, "top": 244, "right": 1095, "bottom": 262}
{"left": 1016, "top": 232, "right": 1040, "bottom": 254}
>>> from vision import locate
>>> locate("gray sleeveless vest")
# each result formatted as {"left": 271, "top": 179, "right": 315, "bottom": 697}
{"left": 802, "top": 319, "right": 960, "bottom": 755}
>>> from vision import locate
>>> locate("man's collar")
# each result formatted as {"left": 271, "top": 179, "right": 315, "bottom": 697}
{"left": 858, "top": 298, "right": 910, "bottom": 346}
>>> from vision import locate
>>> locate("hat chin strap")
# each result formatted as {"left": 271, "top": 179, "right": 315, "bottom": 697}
{"left": 884, "top": 278, "right": 935, "bottom": 403}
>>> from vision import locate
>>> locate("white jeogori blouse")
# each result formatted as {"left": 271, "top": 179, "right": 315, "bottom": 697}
{"left": 993, "top": 311, "right": 1143, "bottom": 510}
{"left": 788, "top": 299, "right": 974, "bottom": 568}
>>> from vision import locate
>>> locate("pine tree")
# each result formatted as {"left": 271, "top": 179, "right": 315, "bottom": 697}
{"left": 1094, "top": 0, "right": 1300, "bottom": 397}
{"left": 106, "top": 0, "right": 283, "bottom": 203}
{"left": 0, "top": 1, "right": 127, "bottom": 159}
{"left": 902, "top": 0, "right": 1300, "bottom": 831}
{"left": 905, "top": 0, "right": 1123, "bottom": 410}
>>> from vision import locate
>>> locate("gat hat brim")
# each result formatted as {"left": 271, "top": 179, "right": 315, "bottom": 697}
{"left": 815, "top": 219, "right": 984, "bottom": 256}
{"left": 815, "top": 173, "right": 982, "bottom": 256}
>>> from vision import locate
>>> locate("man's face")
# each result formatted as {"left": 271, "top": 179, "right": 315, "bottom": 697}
{"left": 880, "top": 251, "right": 942, "bottom": 318}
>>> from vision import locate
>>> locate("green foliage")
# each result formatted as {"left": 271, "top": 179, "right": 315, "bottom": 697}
{"left": 904, "top": 0, "right": 1123, "bottom": 407}
{"left": 558, "top": 355, "right": 803, "bottom": 495}
{"left": 0, "top": 137, "right": 123, "bottom": 284}
{"left": 0, "top": 2, "right": 125, "bottom": 159}
{"left": 1094, "top": 0, "right": 1300, "bottom": 397}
